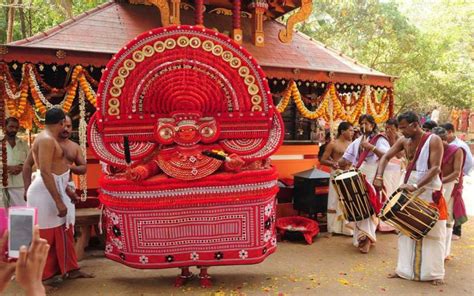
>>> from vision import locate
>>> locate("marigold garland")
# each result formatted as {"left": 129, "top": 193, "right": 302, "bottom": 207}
{"left": 276, "top": 81, "right": 393, "bottom": 124}
{"left": 0, "top": 62, "right": 98, "bottom": 128}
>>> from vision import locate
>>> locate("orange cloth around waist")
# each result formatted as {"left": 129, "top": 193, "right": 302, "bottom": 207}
{"left": 431, "top": 195, "right": 448, "bottom": 221}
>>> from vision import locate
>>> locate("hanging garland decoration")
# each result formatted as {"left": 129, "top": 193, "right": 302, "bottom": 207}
{"left": 3, "top": 64, "right": 29, "bottom": 118}
{"left": 78, "top": 89, "right": 88, "bottom": 202}
{"left": 275, "top": 81, "right": 393, "bottom": 124}
{"left": 0, "top": 62, "right": 98, "bottom": 128}
{"left": 0, "top": 76, "right": 8, "bottom": 187}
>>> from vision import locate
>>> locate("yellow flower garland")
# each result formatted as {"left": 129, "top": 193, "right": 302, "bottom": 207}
{"left": 276, "top": 81, "right": 392, "bottom": 124}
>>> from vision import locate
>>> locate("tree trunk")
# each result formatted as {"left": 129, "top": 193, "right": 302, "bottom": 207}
{"left": 27, "top": 1, "right": 32, "bottom": 36}
{"left": 18, "top": 0, "right": 26, "bottom": 39}
{"left": 6, "top": 0, "right": 18, "bottom": 43}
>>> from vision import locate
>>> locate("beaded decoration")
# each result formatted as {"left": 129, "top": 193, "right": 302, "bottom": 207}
{"left": 88, "top": 25, "right": 284, "bottom": 167}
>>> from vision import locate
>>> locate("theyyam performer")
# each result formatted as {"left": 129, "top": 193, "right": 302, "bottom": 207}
{"left": 88, "top": 25, "right": 284, "bottom": 288}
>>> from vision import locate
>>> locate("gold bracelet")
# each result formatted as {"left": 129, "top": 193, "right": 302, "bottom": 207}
{"left": 371, "top": 145, "right": 376, "bottom": 152}
{"left": 375, "top": 175, "right": 383, "bottom": 180}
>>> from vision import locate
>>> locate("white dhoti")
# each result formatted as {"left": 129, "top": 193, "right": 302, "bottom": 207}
{"left": 27, "top": 170, "right": 75, "bottom": 229}
{"left": 378, "top": 160, "right": 403, "bottom": 232}
{"left": 353, "top": 162, "right": 378, "bottom": 245}
{"left": 443, "top": 181, "right": 456, "bottom": 258}
{"left": 396, "top": 220, "right": 446, "bottom": 281}
{"left": 395, "top": 170, "right": 446, "bottom": 281}
{"left": 327, "top": 170, "right": 353, "bottom": 236}
{"left": 3, "top": 187, "right": 27, "bottom": 207}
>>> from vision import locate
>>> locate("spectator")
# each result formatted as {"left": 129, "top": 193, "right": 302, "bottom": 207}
{"left": 1, "top": 118, "right": 29, "bottom": 208}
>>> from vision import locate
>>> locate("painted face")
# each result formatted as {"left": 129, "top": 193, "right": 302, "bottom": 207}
{"left": 176, "top": 125, "right": 199, "bottom": 144}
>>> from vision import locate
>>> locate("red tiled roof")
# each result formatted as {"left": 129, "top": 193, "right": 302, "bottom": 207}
{"left": 8, "top": 1, "right": 390, "bottom": 78}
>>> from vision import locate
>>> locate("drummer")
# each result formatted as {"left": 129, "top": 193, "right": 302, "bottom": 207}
{"left": 374, "top": 111, "right": 447, "bottom": 285}
{"left": 431, "top": 127, "right": 465, "bottom": 261}
{"left": 320, "top": 122, "right": 354, "bottom": 236}
{"left": 338, "top": 114, "right": 390, "bottom": 253}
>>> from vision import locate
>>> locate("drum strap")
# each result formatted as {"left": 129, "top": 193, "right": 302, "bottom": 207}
{"left": 403, "top": 132, "right": 431, "bottom": 184}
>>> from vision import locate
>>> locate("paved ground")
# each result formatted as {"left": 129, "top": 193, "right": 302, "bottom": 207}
{"left": 4, "top": 177, "right": 474, "bottom": 295}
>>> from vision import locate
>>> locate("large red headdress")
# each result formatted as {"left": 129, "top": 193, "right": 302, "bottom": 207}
{"left": 89, "top": 25, "right": 284, "bottom": 167}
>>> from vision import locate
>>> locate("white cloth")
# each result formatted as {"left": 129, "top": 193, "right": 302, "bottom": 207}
{"left": 396, "top": 134, "right": 445, "bottom": 281}
{"left": 342, "top": 136, "right": 390, "bottom": 245}
{"left": 353, "top": 162, "right": 378, "bottom": 245}
{"left": 443, "top": 181, "right": 456, "bottom": 258}
{"left": 431, "top": 109, "right": 440, "bottom": 123}
{"left": 396, "top": 220, "right": 446, "bottom": 281}
{"left": 27, "top": 170, "right": 75, "bottom": 230}
{"left": 3, "top": 137, "right": 29, "bottom": 189}
{"left": 342, "top": 135, "right": 390, "bottom": 165}
{"left": 451, "top": 137, "right": 473, "bottom": 176}
{"left": 327, "top": 169, "right": 353, "bottom": 236}
{"left": 6, "top": 188, "right": 26, "bottom": 207}
{"left": 378, "top": 158, "right": 403, "bottom": 232}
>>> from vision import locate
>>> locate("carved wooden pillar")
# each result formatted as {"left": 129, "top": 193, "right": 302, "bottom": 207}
{"left": 170, "top": 0, "right": 181, "bottom": 25}
{"left": 195, "top": 0, "right": 204, "bottom": 27}
{"left": 232, "top": 0, "right": 242, "bottom": 44}
{"left": 248, "top": 0, "right": 268, "bottom": 47}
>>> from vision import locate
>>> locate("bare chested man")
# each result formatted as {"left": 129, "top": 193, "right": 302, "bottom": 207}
{"left": 432, "top": 127, "right": 464, "bottom": 261}
{"left": 320, "top": 122, "right": 354, "bottom": 236}
{"left": 374, "top": 111, "right": 446, "bottom": 285}
{"left": 24, "top": 115, "right": 86, "bottom": 201}
{"left": 25, "top": 108, "right": 92, "bottom": 285}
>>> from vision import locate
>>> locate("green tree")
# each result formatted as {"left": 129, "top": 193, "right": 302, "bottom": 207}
{"left": 1, "top": 0, "right": 107, "bottom": 44}
{"left": 297, "top": 0, "right": 473, "bottom": 111}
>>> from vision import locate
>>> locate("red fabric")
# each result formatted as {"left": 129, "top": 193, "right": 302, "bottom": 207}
{"left": 404, "top": 132, "right": 431, "bottom": 184}
{"left": 275, "top": 216, "right": 319, "bottom": 244}
{"left": 363, "top": 175, "right": 382, "bottom": 214}
{"left": 40, "top": 225, "right": 79, "bottom": 281}
{"left": 442, "top": 145, "right": 468, "bottom": 225}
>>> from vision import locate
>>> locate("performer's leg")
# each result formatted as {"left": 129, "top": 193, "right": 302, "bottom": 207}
{"left": 198, "top": 266, "right": 212, "bottom": 288}
{"left": 174, "top": 267, "right": 193, "bottom": 287}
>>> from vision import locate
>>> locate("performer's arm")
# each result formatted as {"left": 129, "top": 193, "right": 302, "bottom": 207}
{"left": 373, "top": 137, "right": 405, "bottom": 190}
{"left": 128, "top": 157, "right": 161, "bottom": 181}
{"left": 443, "top": 149, "right": 463, "bottom": 184}
{"left": 320, "top": 142, "right": 338, "bottom": 169}
{"left": 22, "top": 152, "right": 35, "bottom": 200}
{"left": 37, "top": 138, "right": 67, "bottom": 217}
{"left": 70, "top": 144, "right": 87, "bottom": 175}
{"left": 409, "top": 135, "right": 443, "bottom": 190}
{"left": 338, "top": 139, "right": 357, "bottom": 169}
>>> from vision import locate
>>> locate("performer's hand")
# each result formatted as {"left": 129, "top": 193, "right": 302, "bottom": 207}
{"left": 15, "top": 226, "right": 48, "bottom": 296}
{"left": 399, "top": 184, "right": 417, "bottom": 192}
{"left": 225, "top": 154, "right": 245, "bottom": 171}
{"left": 56, "top": 201, "right": 67, "bottom": 217}
{"left": 331, "top": 161, "right": 339, "bottom": 170}
{"left": 127, "top": 166, "right": 146, "bottom": 181}
{"left": 0, "top": 231, "right": 16, "bottom": 293}
{"left": 373, "top": 178, "right": 383, "bottom": 191}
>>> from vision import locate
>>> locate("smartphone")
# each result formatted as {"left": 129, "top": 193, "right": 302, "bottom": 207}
{"left": 8, "top": 207, "right": 36, "bottom": 258}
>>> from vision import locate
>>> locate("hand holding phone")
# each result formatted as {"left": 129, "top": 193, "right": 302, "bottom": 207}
{"left": 8, "top": 207, "right": 36, "bottom": 258}
{"left": 0, "top": 231, "right": 16, "bottom": 293}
